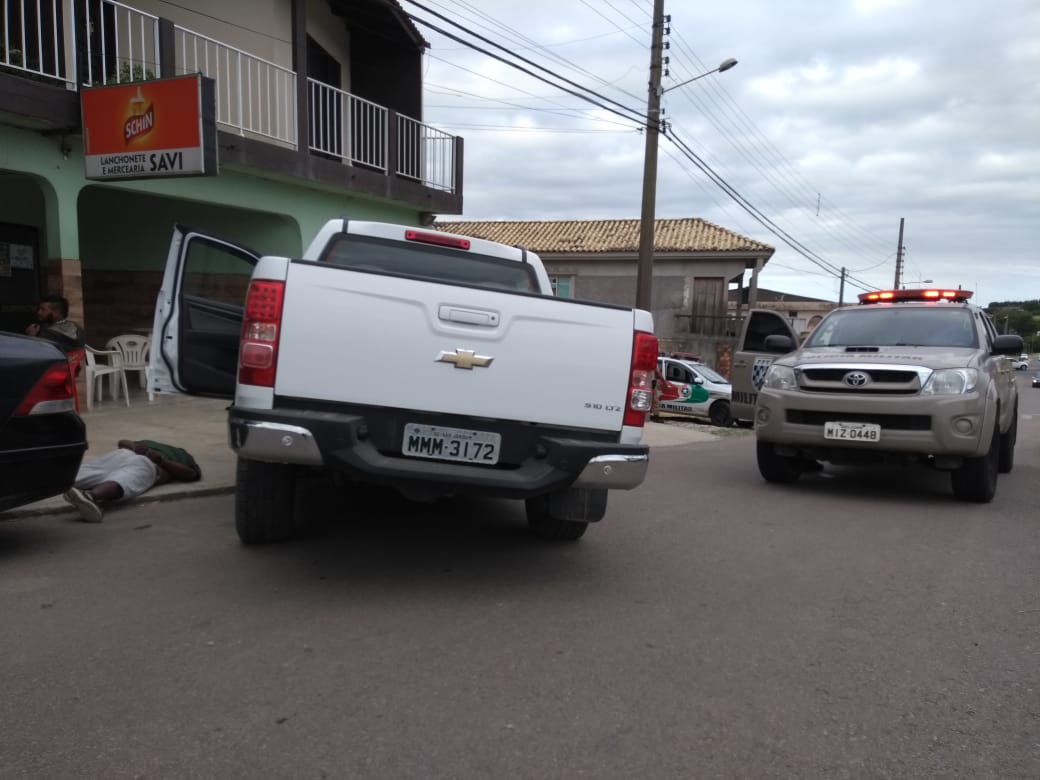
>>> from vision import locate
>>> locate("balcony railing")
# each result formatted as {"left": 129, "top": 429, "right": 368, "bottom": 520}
{"left": 397, "top": 115, "right": 456, "bottom": 193}
{"left": 1, "top": 0, "right": 73, "bottom": 83}
{"left": 3, "top": 0, "right": 458, "bottom": 195}
{"left": 174, "top": 24, "right": 296, "bottom": 147}
{"left": 308, "top": 79, "right": 388, "bottom": 172}
{"left": 308, "top": 79, "right": 456, "bottom": 193}
{"left": 82, "top": 0, "right": 159, "bottom": 86}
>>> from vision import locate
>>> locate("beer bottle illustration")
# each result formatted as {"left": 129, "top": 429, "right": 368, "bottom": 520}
{"left": 124, "top": 86, "right": 154, "bottom": 144}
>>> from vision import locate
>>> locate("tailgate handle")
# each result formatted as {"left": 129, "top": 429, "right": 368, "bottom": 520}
{"left": 438, "top": 305, "right": 499, "bottom": 326}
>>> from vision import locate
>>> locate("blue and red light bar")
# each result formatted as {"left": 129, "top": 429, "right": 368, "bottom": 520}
{"left": 858, "top": 288, "right": 972, "bottom": 304}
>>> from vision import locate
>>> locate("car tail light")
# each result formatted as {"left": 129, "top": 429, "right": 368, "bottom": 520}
{"left": 14, "top": 361, "right": 76, "bottom": 415}
{"left": 239, "top": 279, "right": 285, "bottom": 388}
{"left": 623, "top": 330, "right": 659, "bottom": 427}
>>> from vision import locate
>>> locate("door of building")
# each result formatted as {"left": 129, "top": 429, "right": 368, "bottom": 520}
{"left": 0, "top": 222, "right": 41, "bottom": 334}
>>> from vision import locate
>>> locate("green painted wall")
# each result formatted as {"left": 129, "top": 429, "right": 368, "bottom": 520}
{"left": 0, "top": 124, "right": 422, "bottom": 271}
{"left": 0, "top": 126, "right": 88, "bottom": 258}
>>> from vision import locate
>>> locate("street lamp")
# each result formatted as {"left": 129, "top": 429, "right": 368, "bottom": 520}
{"left": 663, "top": 58, "right": 738, "bottom": 93}
{"left": 636, "top": 54, "right": 738, "bottom": 311}
{"left": 904, "top": 278, "right": 932, "bottom": 289}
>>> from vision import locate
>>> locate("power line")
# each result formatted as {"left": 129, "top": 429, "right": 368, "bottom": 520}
{"left": 424, "top": 80, "right": 642, "bottom": 130}
{"left": 666, "top": 128, "right": 877, "bottom": 292}
{"left": 397, "top": 0, "right": 649, "bottom": 126}
{"left": 665, "top": 42, "right": 891, "bottom": 269}
{"left": 578, "top": 0, "right": 647, "bottom": 47}
{"left": 406, "top": 0, "right": 880, "bottom": 292}
{"left": 667, "top": 25, "right": 892, "bottom": 260}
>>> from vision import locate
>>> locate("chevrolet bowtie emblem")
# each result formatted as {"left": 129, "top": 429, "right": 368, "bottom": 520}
{"left": 436, "top": 349, "right": 494, "bottom": 370}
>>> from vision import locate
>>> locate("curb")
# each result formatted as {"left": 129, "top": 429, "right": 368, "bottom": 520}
{"left": 0, "top": 485, "right": 236, "bottom": 521}
{"left": 2, "top": 421, "right": 723, "bottom": 521}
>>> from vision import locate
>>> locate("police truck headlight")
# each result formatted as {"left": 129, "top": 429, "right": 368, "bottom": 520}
{"left": 763, "top": 364, "right": 798, "bottom": 390}
{"left": 921, "top": 368, "right": 978, "bottom": 395}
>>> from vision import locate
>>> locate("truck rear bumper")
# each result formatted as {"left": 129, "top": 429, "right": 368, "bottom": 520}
{"left": 227, "top": 407, "right": 648, "bottom": 497}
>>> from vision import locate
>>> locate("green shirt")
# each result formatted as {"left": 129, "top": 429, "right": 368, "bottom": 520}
{"left": 137, "top": 440, "right": 199, "bottom": 473}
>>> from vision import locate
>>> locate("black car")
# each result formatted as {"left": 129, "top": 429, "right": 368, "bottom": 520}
{"left": 1032, "top": 373, "right": 1040, "bottom": 389}
{"left": 0, "top": 332, "right": 87, "bottom": 513}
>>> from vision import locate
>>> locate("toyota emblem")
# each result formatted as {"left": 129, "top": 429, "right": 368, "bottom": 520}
{"left": 843, "top": 371, "right": 870, "bottom": 387}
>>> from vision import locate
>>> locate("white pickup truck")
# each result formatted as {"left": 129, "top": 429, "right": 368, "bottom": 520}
{"left": 149, "top": 220, "right": 657, "bottom": 543}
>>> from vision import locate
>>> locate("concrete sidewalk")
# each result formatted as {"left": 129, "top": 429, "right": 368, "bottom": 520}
{"left": 4, "top": 389, "right": 718, "bottom": 519}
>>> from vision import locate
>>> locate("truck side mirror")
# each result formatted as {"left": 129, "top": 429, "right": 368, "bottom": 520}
{"left": 763, "top": 334, "right": 796, "bottom": 353}
{"left": 992, "top": 334, "right": 1025, "bottom": 355}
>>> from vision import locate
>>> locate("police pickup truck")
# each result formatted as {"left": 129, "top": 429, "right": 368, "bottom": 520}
{"left": 729, "top": 288, "right": 1022, "bottom": 502}
{"left": 148, "top": 220, "right": 657, "bottom": 543}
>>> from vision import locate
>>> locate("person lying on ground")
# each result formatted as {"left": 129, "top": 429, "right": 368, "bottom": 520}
{"left": 63, "top": 440, "right": 201, "bottom": 523}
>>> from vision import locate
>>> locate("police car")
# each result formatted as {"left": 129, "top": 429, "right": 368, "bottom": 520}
{"left": 654, "top": 357, "right": 734, "bottom": 427}
{"left": 731, "top": 288, "right": 1022, "bottom": 502}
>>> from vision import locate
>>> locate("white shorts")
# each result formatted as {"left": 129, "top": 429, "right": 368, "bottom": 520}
{"left": 75, "top": 448, "right": 159, "bottom": 500}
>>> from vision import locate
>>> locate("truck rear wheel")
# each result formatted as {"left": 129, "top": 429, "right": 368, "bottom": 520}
{"left": 756, "top": 441, "right": 803, "bottom": 484}
{"left": 525, "top": 487, "right": 607, "bottom": 541}
{"left": 951, "top": 424, "right": 999, "bottom": 503}
{"left": 236, "top": 458, "right": 297, "bottom": 544}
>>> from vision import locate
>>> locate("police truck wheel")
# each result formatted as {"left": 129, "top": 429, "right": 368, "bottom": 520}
{"left": 951, "top": 424, "right": 999, "bottom": 503}
{"left": 756, "top": 441, "right": 803, "bottom": 484}
{"left": 236, "top": 458, "right": 297, "bottom": 544}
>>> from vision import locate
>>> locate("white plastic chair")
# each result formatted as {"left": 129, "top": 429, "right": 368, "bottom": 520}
{"left": 84, "top": 345, "right": 130, "bottom": 409}
{"left": 106, "top": 334, "right": 151, "bottom": 398}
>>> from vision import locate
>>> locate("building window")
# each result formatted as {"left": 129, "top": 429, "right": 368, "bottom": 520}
{"left": 551, "top": 276, "right": 574, "bottom": 298}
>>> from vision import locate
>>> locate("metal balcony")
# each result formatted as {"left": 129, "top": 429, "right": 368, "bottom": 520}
{"left": 0, "top": 0, "right": 460, "bottom": 195}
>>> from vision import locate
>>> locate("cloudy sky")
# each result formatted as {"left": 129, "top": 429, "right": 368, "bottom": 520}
{"left": 407, "top": 0, "right": 1039, "bottom": 308}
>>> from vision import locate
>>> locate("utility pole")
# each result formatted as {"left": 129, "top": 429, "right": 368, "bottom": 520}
{"left": 635, "top": 0, "right": 666, "bottom": 311}
{"left": 838, "top": 267, "right": 846, "bottom": 306}
{"left": 893, "top": 217, "right": 905, "bottom": 289}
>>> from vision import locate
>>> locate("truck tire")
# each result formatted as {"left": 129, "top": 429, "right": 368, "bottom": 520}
{"left": 951, "top": 424, "right": 999, "bottom": 503}
{"left": 525, "top": 487, "right": 607, "bottom": 541}
{"left": 709, "top": 400, "right": 733, "bottom": 428}
{"left": 756, "top": 441, "right": 803, "bottom": 484}
{"left": 998, "top": 405, "right": 1017, "bottom": 474}
{"left": 235, "top": 458, "right": 297, "bottom": 544}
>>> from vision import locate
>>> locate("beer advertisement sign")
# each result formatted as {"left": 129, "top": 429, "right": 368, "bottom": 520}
{"left": 81, "top": 74, "right": 217, "bottom": 180}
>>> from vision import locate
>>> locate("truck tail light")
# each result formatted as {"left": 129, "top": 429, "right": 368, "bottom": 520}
{"left": 239, "top": 279, "right": 285, "bottom": 388}
{"left": 624, "top": 330, "right": 659, "bottom": 428}
{"left": 15, "top": 361, "right": 76, "bottom": 415}
{"left": 405, "top": 229, "right": 470, "bottom": 250}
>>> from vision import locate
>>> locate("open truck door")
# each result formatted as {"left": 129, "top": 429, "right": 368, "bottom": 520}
{"left": 730, "top": 309, "right": 799, "bottom": 423}
{"left": 149, "top": 226, "right": 259, "bottom": 399}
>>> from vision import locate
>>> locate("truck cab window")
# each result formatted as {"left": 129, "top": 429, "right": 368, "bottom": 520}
{"left": 321, "top": 234, "right": 539, "bottom": 294}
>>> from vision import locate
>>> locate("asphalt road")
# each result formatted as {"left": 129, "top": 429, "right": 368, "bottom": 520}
{"left": 3, "top": 376, "right": 1039, "bottom": 779}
